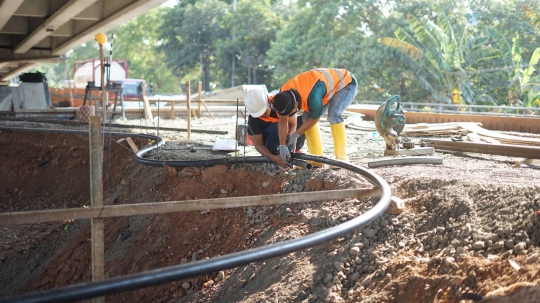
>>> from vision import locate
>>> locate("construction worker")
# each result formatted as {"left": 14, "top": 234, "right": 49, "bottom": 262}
{"left": 270, "top": 68, "right": 358, "bottom": 164}
{"left": 244, "top": 89, "right": 306, "bottom": 169}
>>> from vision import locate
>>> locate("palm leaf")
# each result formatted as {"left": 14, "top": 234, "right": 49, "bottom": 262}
{"left": 431, "top": 93, "right": 452, "bottom": 104}
{"left": 377, "top": 37, "right": 425, "bottom": 61}
{"left": 416, "top": 74, "right": 437, "bottom": 95}
{"left": 436, "top": 12, "right": 460, "bottom": 70}
{"left": 522, "top": 4, "right": 540, "bottom": 30}
{"left": 524, "top": 84, "right": 540, "bottom": 107}
{"left": 464, "top": 48, "right": 502, "bottom": 66}
{"left": 522, "top": 47, "right": 540, "bottom": 84}
{"left": 377, "top": 37, "right": 443, "bottom": 83}
{"left": 477, "top": 94, "right": 499, "bottom": 106}
{"left": 463, "top": 36, "right": 490, "bottom": 54}
{"left": 487, "top": 28, "right": 512, "bottom": 67}
{"left": 460, "top": 80, "right": 476, "bottom": 104}
{"left": 394, "top": 28, "right": 420, "bottom": 48}
{"left": 407, "top": 14, "right": 445, "bottom": 71}
{"left": 511, "top": 35, "right": 521, "bottom": 77}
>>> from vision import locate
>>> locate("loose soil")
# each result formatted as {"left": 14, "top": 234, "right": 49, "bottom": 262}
{"left": 1, "top": 116, "right": 540, "bottom": 303}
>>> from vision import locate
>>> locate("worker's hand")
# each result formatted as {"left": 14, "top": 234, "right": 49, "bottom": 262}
{"left": 271, "top": 153, "right": 291, "bottom": 169}
{"left": 279, "top": 145, "right": 291, "bottom": 164}
{"left": 286, "top": 132, "right": 299, "bottom": 151}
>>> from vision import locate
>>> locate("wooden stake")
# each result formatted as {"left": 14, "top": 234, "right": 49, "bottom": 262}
{"left": 89, "top": 116, "right": 104, "bottom": 303}
{"left": 186, "top": 81, "right": 191, "bottom": 139}
{"left": 197, "top": 81, "right": 202, "bottom": 117}
{"left": 141, "top": 82, "right": 153, "bottom": 121}
{"left": 196, "top": 81, "right": 214, "bottom": 119}
{"left": 125, "top": 137, "right": 139, "bottom": 152}
{"left": 170, "top": 98, "right": 175, "bottom": 120}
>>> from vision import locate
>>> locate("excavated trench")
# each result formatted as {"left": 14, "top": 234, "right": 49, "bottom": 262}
{"left": 0, "top": 127, "right": 390, "bottom": 303}
{"left": 4, "top": 119, "right": 540, "bottom": 303}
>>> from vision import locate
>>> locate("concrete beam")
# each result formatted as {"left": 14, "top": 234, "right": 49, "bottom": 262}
{"left": 0, "top": 16, "right": 28, "bottom": 35}
{"left": 14, "top": 0, "right": 99, "bottom": 54}
{"left": 53, "top": 0, "right": 168, "bottom": 55}
{"left": 73, "top": 1, "right": 103, "bottom": 21}
{"left": 13, "top": 0, "right": 49, "bottom": 17}
{"left": 50, "top": 22, "right": 74, "bottom": 37}
{"left": 0, "top": 48, "right": 54, "bottom": 61}
{"left": 0, "top": 62, "right": 41, "bottom": 81}
{"left": 0, "top": 62, "right": 21, "bottom": 68}
{"left": 0, "top": 56, "right": 64, "bottom": 64}
{"left": 0, "top": 0, "right": 25, "bottom": 31}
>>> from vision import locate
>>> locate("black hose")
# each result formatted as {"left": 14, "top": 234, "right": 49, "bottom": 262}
{"left": 0, "top": 128, "right": 392, "bottom": 303}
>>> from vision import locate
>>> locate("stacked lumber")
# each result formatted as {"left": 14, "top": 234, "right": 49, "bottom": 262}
{"left": 347, "top": 121, "right": 478, "bottom": 136}
{"left": 425, "top": 139, "right": 540, "bottom": 159}
{"left": 459, "top": 123, "right": 540, "bottom": 146}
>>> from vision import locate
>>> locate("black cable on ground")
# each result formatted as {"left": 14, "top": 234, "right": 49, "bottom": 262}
{"left": 0, "top": 128, "right": 392, "bottom": 303}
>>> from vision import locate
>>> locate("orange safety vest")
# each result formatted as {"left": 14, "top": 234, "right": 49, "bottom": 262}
{"left": 257, "top": 115, "right": 278, "bottom": 123}
{"left": 280, "top": 68, "right": 353, "bottom": 112}
{"left": 255, "top": 95, "right": 279, "bottom": 122}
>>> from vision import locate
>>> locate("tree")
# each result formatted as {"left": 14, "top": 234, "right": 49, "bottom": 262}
{"left": 215, "top": 0, "right": 282, "bottom": 89}
{"left": 377, "top": 11, "right": 501, "bottom": 104}
{"left": 109, "top": 7, "right": 177, "bottom": 93}
{"left": 160, "top": 0, "right": 229, "bottom": 92}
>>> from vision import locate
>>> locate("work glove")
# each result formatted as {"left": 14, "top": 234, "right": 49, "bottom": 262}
{"left": 279, "top": 145, "right": 291, "bottom": 163}
{"left": 286, "top": 132, "right": 299, "bottom": 151}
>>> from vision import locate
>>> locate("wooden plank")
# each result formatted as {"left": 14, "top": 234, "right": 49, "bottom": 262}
{"left": 141, "top": 82, "right": 153, "bottom": 121}
{"left": 89, "top": 116, "right": 105, "bottom": 302}
{"left": 425, "top": 139, "right": 540, "bottom": 159}
{"left": 169, "top": 99, "right": 175, "bottom": 120}
{"left": 458, "top": 123, "right": 540, "bottom": 146}
{"left": 0, "top": 188, "right": 386, "bottom": 226}
{"left": 125, "top": 137, "right": 139, "bottom": 152}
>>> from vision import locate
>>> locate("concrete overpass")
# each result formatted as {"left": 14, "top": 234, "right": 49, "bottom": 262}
{"left": 0, "top": 0, "right": 168, "bottom": 83}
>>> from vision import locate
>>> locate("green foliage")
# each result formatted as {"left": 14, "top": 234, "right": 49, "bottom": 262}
{"left": 378, "top": 10, "right": 503, "bottom": 104}
{"left": 215, "top": 0, "right": 282, "bottom": 89}
{"left": 160, "top": 0, "right": 229, "bottom": 91}
{"left": 110, "top": 7, "right": 177, "bottom": 93}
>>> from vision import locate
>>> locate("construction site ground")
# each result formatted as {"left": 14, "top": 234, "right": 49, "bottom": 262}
{"left": 1, "top": 112, "right": 540, "bottom": 303}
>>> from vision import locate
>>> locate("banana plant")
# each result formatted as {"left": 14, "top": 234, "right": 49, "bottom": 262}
{"left": 520, "top": 4, "right": 540, "bottom": 107}
{"left": 377, "top": 11, "right": 501, "bottom": 105}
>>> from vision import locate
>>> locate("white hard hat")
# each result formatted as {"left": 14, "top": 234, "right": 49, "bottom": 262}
{"left": 244, "top": 89, "right": 268, "bottom": 117}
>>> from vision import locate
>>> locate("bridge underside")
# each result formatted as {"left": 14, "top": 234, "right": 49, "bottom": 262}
{"left": 0, "top": 0, "right": 167, "bottom": 83}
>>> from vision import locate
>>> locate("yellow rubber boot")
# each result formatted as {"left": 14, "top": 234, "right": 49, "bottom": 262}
{"left": 330, "top": 122, "right": 349, "bottom": 161}
{"left": 304, "top": 122, "right": 324, "bottom": 166}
